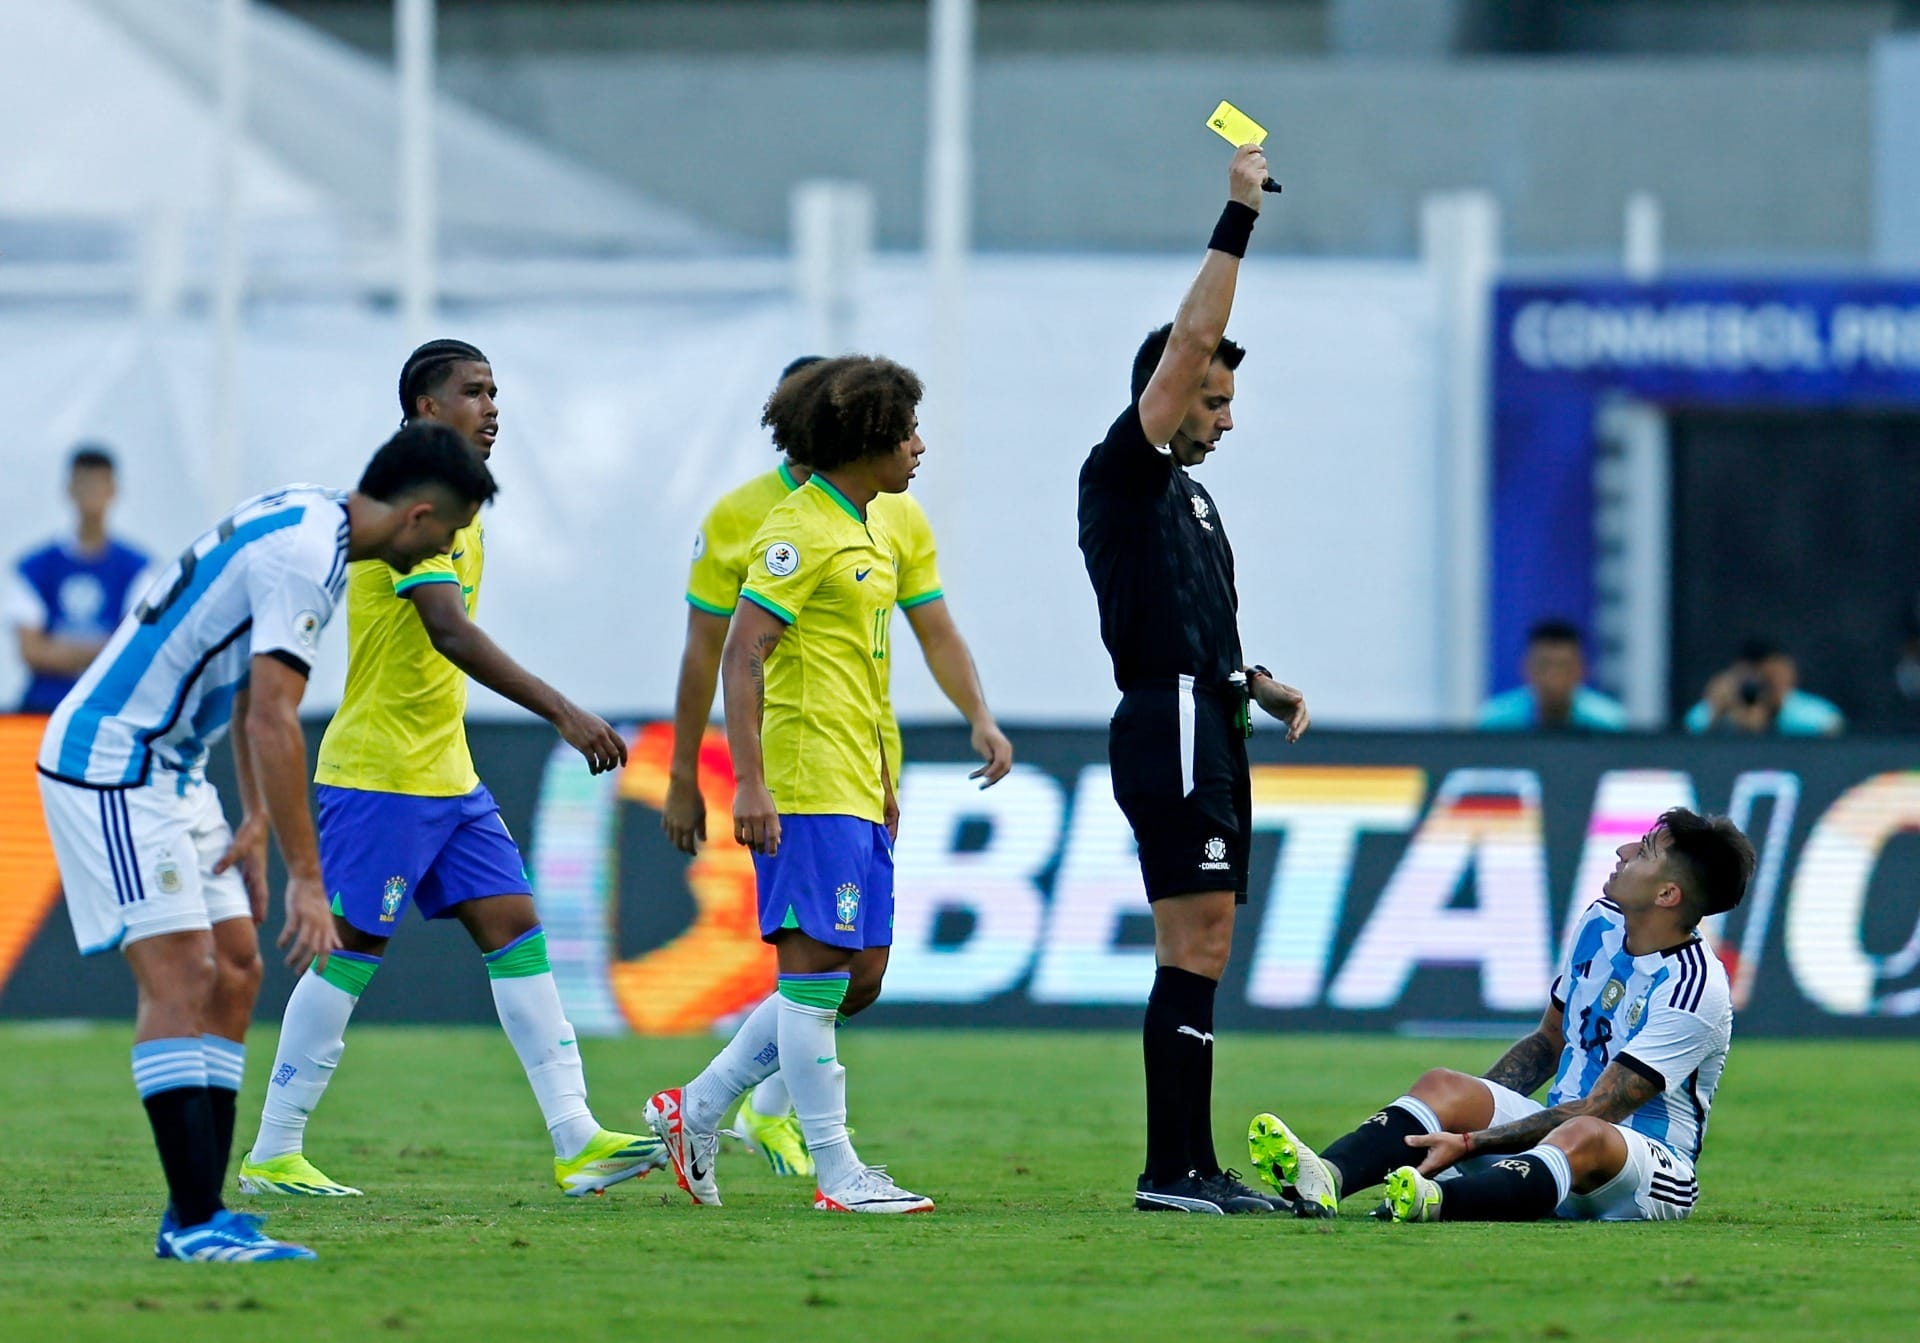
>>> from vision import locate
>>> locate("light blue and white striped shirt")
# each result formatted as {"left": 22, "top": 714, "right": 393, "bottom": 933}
{"left": 37, "top": 487, "right": 349, "bottom": 789}
{"left": 1549, "top": 898, "right": 1732, "bottom": 1163}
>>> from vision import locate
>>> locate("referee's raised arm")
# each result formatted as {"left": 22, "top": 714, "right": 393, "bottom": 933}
{"left": 1135, "top": 143, "right": 1270, "bottom": 448}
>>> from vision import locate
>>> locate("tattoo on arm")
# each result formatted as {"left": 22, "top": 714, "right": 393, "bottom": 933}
{"left": 1579, "top": 1061, "right": 1663, "bottom": 1123}
{"left": 1482, "top": 1031, "right": 1559, "bottom": 1097}
{"left": 1470, "top": 1103, "right": 1583, "bottom": 1157}
{"left": 1470, "top": 1060, "right": 1661, "bottom": 1156}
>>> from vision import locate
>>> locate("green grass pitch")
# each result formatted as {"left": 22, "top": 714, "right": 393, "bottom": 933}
{"left": 0, "top": 1025, "right": 1913, "bottom": 1342}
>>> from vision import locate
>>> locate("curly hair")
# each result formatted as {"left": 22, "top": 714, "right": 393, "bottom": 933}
{"left": 761, "top": 355, "right": 924, "bottom": 472}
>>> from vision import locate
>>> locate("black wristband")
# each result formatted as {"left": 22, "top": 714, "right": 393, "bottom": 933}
{"left": 1208, "top": 201, "right": 1258, "bottom": 258}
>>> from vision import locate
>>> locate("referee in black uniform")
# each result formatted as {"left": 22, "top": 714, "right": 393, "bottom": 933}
{"left": 1078, "top": 142, "right": 1311, "bottom": 1216}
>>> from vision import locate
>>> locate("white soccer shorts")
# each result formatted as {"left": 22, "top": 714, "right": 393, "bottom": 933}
{"left": 1474, "top": 1077, "right": 1698, "bottom": 1221}
{"left": 39, "top": 773, "right": 252, "bottom": 955}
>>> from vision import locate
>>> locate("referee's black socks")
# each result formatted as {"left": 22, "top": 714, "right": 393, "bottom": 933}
{"left": 1143, "top": 966, "right": 1219, "bottom": 1184}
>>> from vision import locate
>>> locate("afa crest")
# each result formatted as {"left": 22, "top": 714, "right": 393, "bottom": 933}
{"left": 380, "top": 875, "right": 408, "bottom": 923}
{"left": 834, "top": 882, "right": 861, "bottom": 932}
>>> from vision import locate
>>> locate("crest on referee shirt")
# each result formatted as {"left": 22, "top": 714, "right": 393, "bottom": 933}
{"left": 765, "top": 542, "right": 799, "bottom": 577}
{"left": 835, "top": 882, "right": 861, "bottom": 932}
{"left": 380, "top": 875, "right": 408, "bottom": 923}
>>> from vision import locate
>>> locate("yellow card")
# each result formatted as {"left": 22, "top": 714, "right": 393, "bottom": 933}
{"left": 1205, "top": 100, "right": 1268, "bottom": 148}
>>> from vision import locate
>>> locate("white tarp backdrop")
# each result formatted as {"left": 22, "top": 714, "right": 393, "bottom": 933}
{"left": 0, "top": 255, "right": 1444, "bottom": 726}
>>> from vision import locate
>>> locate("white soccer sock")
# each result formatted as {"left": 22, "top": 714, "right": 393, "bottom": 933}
{"left": 1390, "top": 1094, "right": 1442, "bottom": 1135}
{"left": 779, "top": 996, "right": 859, "bottom": 1190}
{"left": 490, "top": 969, "right": 599, "bottom": 1159}
{"left": 1523, "top": 1144, "right": 1574, "bottom": 1203}
{"left": 250, "top": 969, "right": 362, "bottom": 1162}
{"left": 684, "top": 993, "right": 784, "bottom": 1132}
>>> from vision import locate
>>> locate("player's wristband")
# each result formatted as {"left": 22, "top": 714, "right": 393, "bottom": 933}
{"left": 1208, "top": 201, "right": 1258, "bottom": 258}
{"left": 1459, "top": 1131, "right": 1476, "bottom": 1155}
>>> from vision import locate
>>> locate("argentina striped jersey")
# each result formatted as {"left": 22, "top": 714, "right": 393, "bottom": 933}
{"left": 1548, "top": 898, "right": 1732, "bottom": 1162}
{"left": 37, "top": 487, "right": 350, "bottom": 788}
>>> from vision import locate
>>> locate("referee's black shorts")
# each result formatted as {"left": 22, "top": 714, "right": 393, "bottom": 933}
{"left": 1107, "top": 677, "right": 1252, "bottom": 903}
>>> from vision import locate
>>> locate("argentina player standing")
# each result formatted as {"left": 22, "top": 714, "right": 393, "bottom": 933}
{"left": 1078, "top": 142, "right": 1311, "bottom": 1216}
{"left": 34, "top": 423, "right": 495, "bottom": 1262}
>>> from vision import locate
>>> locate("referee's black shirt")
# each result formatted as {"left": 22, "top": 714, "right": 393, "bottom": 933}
{"left": 1078, "top": 402, "right": 1242, "bottom": 691}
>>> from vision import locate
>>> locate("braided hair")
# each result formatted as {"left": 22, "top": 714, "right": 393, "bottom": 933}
{"left": 397, "top": 339, "right": 489, "bottom": 423}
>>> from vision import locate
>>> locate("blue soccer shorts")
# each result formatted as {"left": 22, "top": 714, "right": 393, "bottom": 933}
{"left": 752, "top": 814, "right": 894, "bottom": 951}
{"left": 315, "top": 783, "right": 533, "bottom": 936}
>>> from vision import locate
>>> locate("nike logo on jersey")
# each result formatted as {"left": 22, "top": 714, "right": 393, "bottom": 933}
{"left": 854, "top": 568, "right": 872, "bottom": 581}
{"left": 816, "top": 1055, "right": 837, "bottom": 1065}
{"left": 451, "top": 549, "right": 466, "bottom": 559}
{"left": 1176, "top": 1026, "right": 1214, "bottom": 1045}
{"left": 559, "top": 1039, "right": 575, "bottom": 1048}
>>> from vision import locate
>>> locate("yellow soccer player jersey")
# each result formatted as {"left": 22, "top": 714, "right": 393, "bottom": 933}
{"left": 688, "top": 463, "right": 943, "bottom": 779}
{"left": 314, "top": 520, "right": 483, "bottom": 797}
{"left": 739, "top": 476, "right": 897, "bottom": 823}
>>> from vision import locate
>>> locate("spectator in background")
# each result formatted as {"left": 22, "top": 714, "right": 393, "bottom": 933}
{"left": 1687, "top": 638, "right": 1843, "bottom": 736}
{"left": 6, "top": 446, "right": 151, "bottom": 713}
{"left": 1478, "top": 618, "right": 1627, "bottom": 733}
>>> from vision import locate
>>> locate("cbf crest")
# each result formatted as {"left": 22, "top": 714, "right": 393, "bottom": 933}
{"left": 380, "top": 875, "right": 408, "bottom": 923}
{"left": 834, "top": 882, "right": 862, "bottom": 933}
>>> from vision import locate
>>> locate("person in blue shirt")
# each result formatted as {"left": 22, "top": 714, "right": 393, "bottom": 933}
{"left": 1478, "top": 619, "right": 1628, "bottom": 733}
{"left": 6, "top": 446, "right": 151, "bottom": 713}
{"left": 1685, "top": 638, "right": 1843, "bottom": 736}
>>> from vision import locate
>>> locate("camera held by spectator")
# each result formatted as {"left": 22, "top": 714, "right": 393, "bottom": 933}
{"left": 1687, "top": 638, "right": 1843, "bottom": 737}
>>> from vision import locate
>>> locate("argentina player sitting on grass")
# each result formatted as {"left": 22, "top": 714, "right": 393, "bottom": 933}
{"left": 1249, "top": 808, "right": 1754, "bottom": 1224}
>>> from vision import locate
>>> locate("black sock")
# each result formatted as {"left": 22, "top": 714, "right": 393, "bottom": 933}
{"left": 142, "top": 1087, "right": 225, "bottom": 1228}
{"left": 1183, "top": 974, "right": 1220, "bottom": 1178}
{"left": 209, "top": 1085, "right": 238, "bottom": 1190}
{"left": 1436, "top": 1153, "right": 1563, "bottom": 1222}
{"left": 1142, "top": 966, "right": 1218, "bottom": 1184}
{"left": 1320, "top": 1102, "right": 1429, "bottom": 1196}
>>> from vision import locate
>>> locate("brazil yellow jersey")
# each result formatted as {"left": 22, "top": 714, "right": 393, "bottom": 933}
{"left": 689, "top": 463, "right": 943, "bottom": 780}
{"left": 314, "top": 520, "right": 483, "bottom": 797}
{"left": 739, "top": 476, "right": 897, "bottom": 822}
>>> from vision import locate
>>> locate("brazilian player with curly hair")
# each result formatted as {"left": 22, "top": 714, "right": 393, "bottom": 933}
{"left": 647, "top": 355, "right": 940, "bottom": 1214}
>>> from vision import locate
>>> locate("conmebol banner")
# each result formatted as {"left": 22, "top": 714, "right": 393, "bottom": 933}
{"left": 3, "top": 718, "right": 1914, "bottom": 1036}
{"left": 1490, "top": 279, "right": 1920, "bottom": 696}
